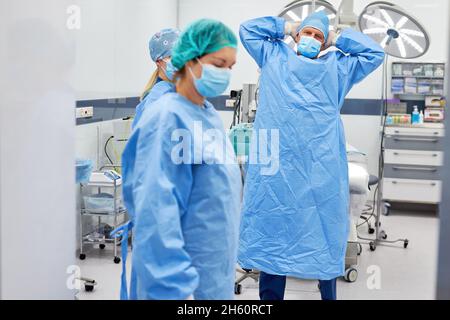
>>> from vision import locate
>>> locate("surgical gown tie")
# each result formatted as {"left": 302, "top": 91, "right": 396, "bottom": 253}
{"left": 110, "top": 221, "right": 134, "bottom": 300}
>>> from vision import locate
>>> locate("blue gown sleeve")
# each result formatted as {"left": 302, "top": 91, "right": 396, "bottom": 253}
{"left": 131, "top": 111, "right": 199, "bottom": 299}
{"left": 336, "top": 28, "right": 385, "bottom": 101}
{"left": 132, "top": 82, "right": 175, "bottom": 129}
{"left": 239, "top": 16, "right": 287, "bottom": 68}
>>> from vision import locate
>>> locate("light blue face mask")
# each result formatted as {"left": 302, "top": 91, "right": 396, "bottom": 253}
{"left": 297, "top": 36, "right": 322, "bottom": 59}
{"left": 164, "top": 60, "right": 177, "bottom": 81}
{"left": 189, "top": 59, "right": 231, "bottom": 98}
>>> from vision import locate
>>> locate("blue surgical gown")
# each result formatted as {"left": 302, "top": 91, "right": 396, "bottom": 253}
{"left": 122, "top": 92, "right": 242, "bottom": 300}
{"left": 132, "top": 79, "right": 175, "bottom": 129}
{"left": 238, "top": 17, "right": 385, "bottom": 280}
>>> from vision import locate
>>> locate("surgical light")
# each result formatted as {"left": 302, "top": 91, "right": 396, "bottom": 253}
{"left": 359, "top": 2, "right": 429, "bottom": 59}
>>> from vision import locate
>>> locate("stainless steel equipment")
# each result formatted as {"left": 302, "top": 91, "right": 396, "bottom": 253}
{"left": 78, "top": 170, "right": 130, "bottom": 264}
{"left": 240, "top": 84, "right": 259, "bottom": 124}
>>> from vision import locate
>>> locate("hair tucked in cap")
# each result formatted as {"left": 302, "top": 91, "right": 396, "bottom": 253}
{"left": 171, "top": 19, "right": 238, "bottom": 70}
{"left": 297, "top": 11, "right": 330, "bottom": 41}
{"left": 149, "top": 28, "right": 180, "bottom": 62}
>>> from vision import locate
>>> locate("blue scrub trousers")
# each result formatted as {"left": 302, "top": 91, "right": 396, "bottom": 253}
{"left": 259, "top": 272, "right": 337, "bottom": 300}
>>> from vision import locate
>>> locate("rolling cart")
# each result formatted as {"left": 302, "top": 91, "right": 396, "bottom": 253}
{"left": 344, "top": 225, "right": 360, "bottom": 283}
{"left": 78, "top": 170, "right": 130, "bottom": 264}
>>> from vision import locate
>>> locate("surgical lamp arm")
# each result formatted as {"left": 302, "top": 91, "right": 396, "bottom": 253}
{"left": 336, "top": 0, "right": 358, "bottom": 30}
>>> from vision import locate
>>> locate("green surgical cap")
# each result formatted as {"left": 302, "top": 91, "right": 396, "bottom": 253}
{"left": 171, "top": 19, "right": 238, "bottom": 70}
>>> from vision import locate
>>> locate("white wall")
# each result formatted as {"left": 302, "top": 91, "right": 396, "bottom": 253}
{"left": 0, "top": 0, "right": 76, "bottom": 299}
{"left": 72, "top": 0, "right": 448, "bottom": 104}
{"left": 342, "top": 115, "right": 381, "bottom": 175}
{"left": 74, "top": 0, "right": 448, "bottom": 175}
{"left": 76, "top": 120, "right": 129, "bottom": 170}
{"left": 178, "top": 0, "right": 449, "bottom": 176}
{"left": 179, "top": 0, "right": 449, "bottom": 99}
{"left": 178, "top": 0, "right": 289, "bottom": 92}
{"left": 73, "top": 0, "right": 179, "bottom": 197}
{"left": 72, "top": 0, "right": 178, "bottom": 100}
{"left": 74, "top": 0, "right": 449, "bottom": 175}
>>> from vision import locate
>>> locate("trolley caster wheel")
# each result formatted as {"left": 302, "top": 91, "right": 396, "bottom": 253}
{"left": 114, "top": 256, "right": 121, "bottom": 264}
{"left": 99, "top": 244, "right": 106, "bottom": 250}
{"left": 368, "top": 227, "right": 375, "bottom": 235}
{"left": 83, "top": 280, "right": 97, "bottom": 292}
{"left": 85, "top": 284, "right": 95, "bottom": 292}
{"left": 357, "top": 243, "right": 363, "bottom": 256}
{"left": 404, "top": 240, "right": 409, "bottom": 249}
{"left": 234, "top": 283, "right": 242, "bottom": 295}
{"left": 369, "top": 242, "right": 376, "bottom": 252}
{"left": 380, "top": 231, "right": 388, "bottom": 240}
{"left": 383, "top": 204, "right": 391, "bottom": 216}
{"left": 344, "top": 268, "right": 358, "bottom": 283}
{"left": 79, "top": 254, "right": 86, "bottom": 260}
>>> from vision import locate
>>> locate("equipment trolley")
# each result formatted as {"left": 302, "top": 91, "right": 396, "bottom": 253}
{"left": 78, "top": 170, "right": 130, "bottom": 264}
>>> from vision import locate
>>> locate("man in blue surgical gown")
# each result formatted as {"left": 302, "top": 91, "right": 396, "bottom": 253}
{"left": 238, "top": 12, "right": 384, "bottom": 300}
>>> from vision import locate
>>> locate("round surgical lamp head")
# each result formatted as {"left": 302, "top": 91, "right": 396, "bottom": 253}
{"left": 279, "top": 0, "right": 337, "bottom": 49}
{"left": 359, "top": 1, "right": 430, "bottom": 59}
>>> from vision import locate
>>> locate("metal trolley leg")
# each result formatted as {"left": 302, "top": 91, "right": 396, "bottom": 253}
{"left": 79, "top": 184, "right": 86, "bottom": 260}
{"left": 234, "top": 269, "right": 260, "bottom": 295}
{"left": 358, "top": 198, "right": 409, "bottom": 251}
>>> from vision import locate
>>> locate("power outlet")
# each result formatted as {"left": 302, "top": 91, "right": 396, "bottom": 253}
{"left": 226, "top": 99, "right": 236, "bottom": 108}
{"left": 76, "top": 106, "right": 94, "bottom": 119}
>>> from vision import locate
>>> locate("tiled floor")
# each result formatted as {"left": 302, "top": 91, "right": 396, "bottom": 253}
{"left": 78, "top": 210, "right": 439, "bottom": 300}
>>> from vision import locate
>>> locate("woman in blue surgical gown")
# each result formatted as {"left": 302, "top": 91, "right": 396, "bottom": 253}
{"left": 238, "top": 13, "right": 385, "bottom": 300}
{"left": 132, "top": 28, "right": 180, "bottom": 129}
{"left": 121, "top": 19, "right": 242, "bottom": 300}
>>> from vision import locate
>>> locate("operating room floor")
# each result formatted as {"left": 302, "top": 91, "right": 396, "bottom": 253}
{"left": 77, "top": 210, "right": 439, "bottom": 300}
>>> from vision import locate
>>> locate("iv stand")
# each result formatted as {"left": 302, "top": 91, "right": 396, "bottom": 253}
{"left": 358, "top": 35, "right": 409, "bottom": 251}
